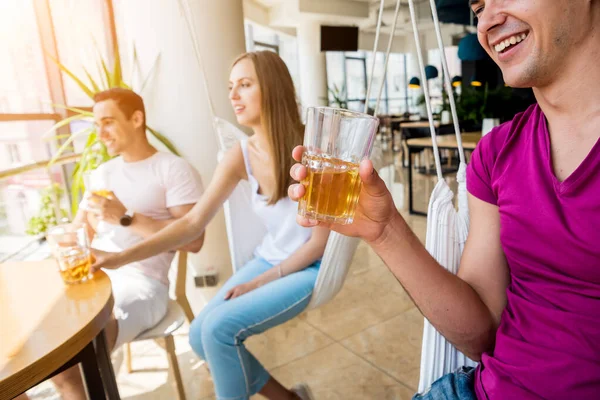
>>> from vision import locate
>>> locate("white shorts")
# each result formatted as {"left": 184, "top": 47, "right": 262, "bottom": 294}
{"left": 105, "top": 267, "right": 169, "bottom": 349}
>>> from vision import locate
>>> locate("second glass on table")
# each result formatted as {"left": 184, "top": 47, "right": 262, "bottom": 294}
{"left": 298, "top": 107, "right": 379, "bottom": 225}
{"left": 46, "top": 223, "right": 93, "bottom": 284}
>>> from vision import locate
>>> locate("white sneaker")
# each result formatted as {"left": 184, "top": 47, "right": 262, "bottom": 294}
{"left": 291, "top": 383, "right": 315, "bottom": 400}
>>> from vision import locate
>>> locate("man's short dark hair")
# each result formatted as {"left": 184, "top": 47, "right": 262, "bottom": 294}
{"left": 93, "top": 88, "right": 146, "bottom": 128}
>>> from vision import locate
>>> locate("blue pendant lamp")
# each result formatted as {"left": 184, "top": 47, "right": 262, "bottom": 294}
{"left": 470, "top": 77, "right": 483, "bottom": 87}
{"left": 425, "top": 65, "right": 439, "bottom": 80}
{"left": 451, "top": 76, "right": 462, "bottom": 87}
{"left": 408, "top": 77, "right": 421, "bottom": 89}
{"left": 458, "top": 33, "right": 487, "bottom": 61}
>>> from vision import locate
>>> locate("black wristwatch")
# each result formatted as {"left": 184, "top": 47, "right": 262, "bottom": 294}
{"left": 119, "top": 210, "right": 134, "bottom": 227}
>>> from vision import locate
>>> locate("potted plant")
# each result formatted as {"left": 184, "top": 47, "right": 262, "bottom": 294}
{"left": 25, "top": 183, "right": 69, "bottom": 236}
{"left": 327, "top": 83, "right": 348, "bottom": 109}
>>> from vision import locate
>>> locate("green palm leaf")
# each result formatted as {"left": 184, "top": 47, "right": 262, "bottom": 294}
{"left": 45, "top": 52, "right": 95, "bottom": 99}
{"left": 83, "top": 66, "right": 101, "bottom": 93}
{"left": 47, "top": 127, "right": 93, "bottom": 167}
{"left": 147, "top": 126, "right": 180, "bottom": 156}
{"left": 51, "top": 104, "right": 94, "bottom": 117}
{"left": 44, "top": 114, "right": 91, "bottom": 138}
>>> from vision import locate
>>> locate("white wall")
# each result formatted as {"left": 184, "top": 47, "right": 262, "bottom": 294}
{"left": 358, "top": 31, "right": 407, "bottom": 54}
{"left": 113, "top": 0, "right": 247, "bottom": 309}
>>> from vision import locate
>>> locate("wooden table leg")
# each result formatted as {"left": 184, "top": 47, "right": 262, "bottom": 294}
{"left": 94, "top": 329, "right": 121, "bottom": 400}
{"left": 79, "top": 341, "right": 107, "bottom": 400}
{"left": 408, "top": 147, "right": 428, "bottom": 217}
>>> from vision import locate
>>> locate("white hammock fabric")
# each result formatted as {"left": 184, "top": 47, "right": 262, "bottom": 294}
{"left": 405, "top": 0, "right": 478, "bottom": 393}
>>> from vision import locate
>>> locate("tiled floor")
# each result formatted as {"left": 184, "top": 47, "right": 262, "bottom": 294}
{"left": 28, "top": 149, "right": 459, "bottom": 400}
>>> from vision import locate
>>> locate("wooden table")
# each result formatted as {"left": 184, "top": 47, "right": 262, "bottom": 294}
{"left": 406, "top": 132, "right": 482, "bottom": 216}
{"left": 0, "top": 260, "right": 120, "bottom": 400}
{"left": 399, "top": 121, "right": 441, "bottom": 129}
{"left": 392, "top": 121, "right": 453, "bottom": 166}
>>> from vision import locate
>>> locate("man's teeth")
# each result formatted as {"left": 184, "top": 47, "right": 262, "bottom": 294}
{"left": 494, "top": 33, "right": 527, "bottom": 53}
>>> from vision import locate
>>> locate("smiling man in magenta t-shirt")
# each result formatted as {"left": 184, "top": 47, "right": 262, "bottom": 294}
{"left": 289, "top": 0, "right": 600, "bottom": 398}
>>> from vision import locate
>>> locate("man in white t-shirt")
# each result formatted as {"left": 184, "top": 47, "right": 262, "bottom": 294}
{"left": 46, "top": 88, "right": 204, "bottom": 400}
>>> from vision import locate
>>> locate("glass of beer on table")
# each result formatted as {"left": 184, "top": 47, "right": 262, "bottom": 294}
{"left": 46, "top": 223, "right": 93, "bottom": 284}
{"left": 298, "top": 107, "right": 379, "bottom": 225}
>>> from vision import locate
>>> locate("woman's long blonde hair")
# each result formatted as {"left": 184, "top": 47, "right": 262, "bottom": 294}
{"left": 232, "top": 51, "right": 304, "bottom": 205}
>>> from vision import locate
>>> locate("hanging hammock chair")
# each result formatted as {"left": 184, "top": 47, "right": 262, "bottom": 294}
{"left": 178, "top": 0, "right": 477, "bottom": 388}
{"left": 403, "top": 0, "right": 479, "bottom": 392}
{"left": 177, "top": 0, "right": 398, "bottom": 310}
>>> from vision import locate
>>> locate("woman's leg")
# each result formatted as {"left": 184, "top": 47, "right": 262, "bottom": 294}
{"left": 189, "top": 258, "right": 274, "bottom": 361}
{"left": 200, "top": 262, "right": 319, "bottom": 400}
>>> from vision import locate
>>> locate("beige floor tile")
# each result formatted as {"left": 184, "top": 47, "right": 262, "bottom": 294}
{"left": 245, "top": 317, "right": 334, "bottom": 370}
{"left": 341, "top": 308, "right": 424, "bottom": 391}
{"left": 304, "top": 264, "right": 415, "bottom": 341}
{"left": 199, "top": 341, "right": 420, "bottom": 399}
{"left": 346, "top": 240, "right": 389, "bottom": 277}
{"left": 267, "top": 343, "right": 416, "bottom": 400}
{"left": 115, "top": 331, "right": 216, "bottom": 399}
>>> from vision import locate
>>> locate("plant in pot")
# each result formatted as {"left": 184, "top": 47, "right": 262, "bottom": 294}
{"left": 479, "top": 84, "right": 514, "bottom": 134}
{"left": 27, "top": 46, "right": 179, "bottom": 235}
{"left": 327, "top": 83, "right": 348, "bottom": 109}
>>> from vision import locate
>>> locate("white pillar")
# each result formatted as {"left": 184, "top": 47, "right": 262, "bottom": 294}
{"left": 113, "top": 0, "right": 246, "bottom": 305}
{"left": 296, "top": 18, "right": 328, "bottom": 111}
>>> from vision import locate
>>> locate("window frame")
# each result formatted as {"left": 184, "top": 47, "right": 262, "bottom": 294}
{"left": 0, "top": 0, "right": 118, "bottom": 182}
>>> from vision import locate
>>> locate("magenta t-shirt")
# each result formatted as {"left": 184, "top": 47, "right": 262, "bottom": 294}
{"left": 467, "top": 104, "right": 600, "bottom": 399}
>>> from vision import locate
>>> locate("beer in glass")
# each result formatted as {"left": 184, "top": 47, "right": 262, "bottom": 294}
{"left": 298, "top": 107, "right": 379, "bottom": 225}
{"left": 46, "top": 223, "right": 93, "bottom": 284}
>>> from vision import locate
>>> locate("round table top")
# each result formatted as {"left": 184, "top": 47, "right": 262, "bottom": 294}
{"left": 0, "top": 259, "right": 113, "bottom": 399}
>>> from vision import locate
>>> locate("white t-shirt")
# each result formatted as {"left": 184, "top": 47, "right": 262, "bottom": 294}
{"left": 82, "top": 152, "right": 204, "bottom": 285}
{"left": 240, "top": 140, "right": 313, "bottom": 264}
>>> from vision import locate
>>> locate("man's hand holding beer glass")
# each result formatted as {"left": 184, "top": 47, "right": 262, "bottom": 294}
{"left": 289, "top": 145, "right": 399, "bottom": 245}
{"left": 287, "top": 106, "right": 404, "bottom": 246}
{"left": 86, "top": 191, "right": 127, "bottom": 225}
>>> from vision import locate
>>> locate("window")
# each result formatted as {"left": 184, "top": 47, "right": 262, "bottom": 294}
{"left": 0, "top": 0, "right": 118, "bottom": 256}
{"left": 49, "top": 0, "right": 113, "bottom": 106}
{"left": 7, "top": 144, "right": 21, "bottom": 164}
{"left": 427, "top": 46, "right": 462, "bottom": 113}
{"left": 245, "top": 21, "right": 301, "bottom": 96}
{"left": 326, "top": 51, "right": 411, "bottom": 115}
{"left": 0, "top": 1, "right": 53, "bottom": 113}
{"left": 345, "top": 56, "right": 367, "bottom": 111}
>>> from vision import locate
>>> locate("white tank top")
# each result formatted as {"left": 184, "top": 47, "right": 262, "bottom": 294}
{"left": 240, "top": 140, "right": 313, "bottom": 264}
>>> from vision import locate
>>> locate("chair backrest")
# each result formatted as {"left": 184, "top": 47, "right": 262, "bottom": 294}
{"left": 213, "top": 117, "right": 267, "bottom": 272}
{"left": 173, "top": 251, "right": 194, "bottom": 323}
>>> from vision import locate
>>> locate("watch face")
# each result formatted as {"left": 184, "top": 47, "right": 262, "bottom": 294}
{"left": 120, "top": 215, "right": 132, "bottom": 227}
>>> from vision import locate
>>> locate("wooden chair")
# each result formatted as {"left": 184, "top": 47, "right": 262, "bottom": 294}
{"left": 123, "top": 251, "right": 194, "bottom": 400}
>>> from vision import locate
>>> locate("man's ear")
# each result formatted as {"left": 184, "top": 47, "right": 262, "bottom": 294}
{"left": 131, "top": 110, "right": 145, "bottom": 130}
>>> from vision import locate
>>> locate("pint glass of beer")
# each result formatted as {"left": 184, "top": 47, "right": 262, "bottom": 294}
{"left": 46, "top": 223, "right": 93, "bottom": 284}
{"left": 83, "top": 169, "right": 111, "bottom": 199}
{"left": 298, "top": 107, "right": 379, "bottom": 225}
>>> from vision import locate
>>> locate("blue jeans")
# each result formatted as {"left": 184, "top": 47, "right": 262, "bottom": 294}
{"left": 189, "top": 257, "right": 320, "bottom": 400}
{"left": 413, "top": 367, "right": 477, "bottom": 400}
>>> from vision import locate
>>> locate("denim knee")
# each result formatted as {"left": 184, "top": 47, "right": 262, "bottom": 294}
{"left": 189, "top": 314, "right": 208, "bottom": 360}
{"left": 413, "top": 367, "right": 476, "bottom": 400}
{"left": 200, "top": 308, "right": 237, "bottom": 348}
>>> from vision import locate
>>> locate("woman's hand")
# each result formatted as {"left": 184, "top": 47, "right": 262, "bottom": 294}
{"left": 288, "top": 146, "right": 399, "bottom": 244}
{"left": 90, "top": 249, "right": 126, "bottom": 273}
{"left": 224, "top": 281, "right": 260, "bottom": 300}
